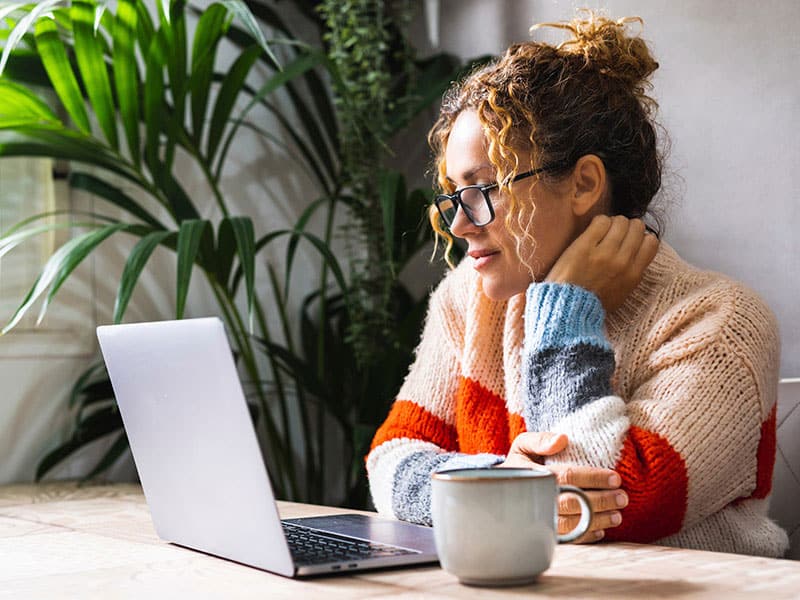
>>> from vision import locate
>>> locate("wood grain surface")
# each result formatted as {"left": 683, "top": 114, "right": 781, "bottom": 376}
{"left": 1, "top": 482, "right": 798, "bottom": 599}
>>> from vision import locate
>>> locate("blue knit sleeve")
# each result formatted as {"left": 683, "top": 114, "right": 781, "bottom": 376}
{"left": 521, "top": 282, "right": 616, "bottom": 432}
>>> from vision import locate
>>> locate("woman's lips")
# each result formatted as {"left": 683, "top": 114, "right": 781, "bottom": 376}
{"left": 469, "top": 250, "right": 500, "bottom": 270}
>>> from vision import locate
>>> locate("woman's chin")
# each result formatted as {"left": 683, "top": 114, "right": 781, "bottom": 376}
{"left": 479, "top": 276, "right": 526, "bottom": 302}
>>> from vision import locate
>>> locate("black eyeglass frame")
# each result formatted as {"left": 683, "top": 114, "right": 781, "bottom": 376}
{"left": 433, "top": 165, "right": 560, "bottom": 228}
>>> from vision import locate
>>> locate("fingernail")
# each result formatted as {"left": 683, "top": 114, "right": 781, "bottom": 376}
{"left": 610, "top": 512, "right": 622, "bottom": 525}
{"left": 609, "top": 474, "right": 621, "bottom": 487}
{"left": 615, "top": 492, "right": 628, "bottom": 507}
{"left": 595, "top": 530, "right": 605, "bottom": 540}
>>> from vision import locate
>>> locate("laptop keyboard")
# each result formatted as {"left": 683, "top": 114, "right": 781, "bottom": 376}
{"left": 281, "top": 521, "right": 419, "bottom": 566}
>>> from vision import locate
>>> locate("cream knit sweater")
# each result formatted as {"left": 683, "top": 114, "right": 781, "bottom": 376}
{"left": 367, "top": 242, "right": 789, "bottom": 557}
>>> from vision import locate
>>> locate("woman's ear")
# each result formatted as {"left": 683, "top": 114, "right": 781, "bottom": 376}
{"left": 570, "top": 154, "right": 608, "bottom": 217}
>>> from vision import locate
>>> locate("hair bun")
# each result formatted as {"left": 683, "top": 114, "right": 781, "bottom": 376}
{"left": 531, "top": 11, "right": 659, "bottom": 94}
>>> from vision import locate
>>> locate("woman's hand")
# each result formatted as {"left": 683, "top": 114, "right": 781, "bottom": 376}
{"left": 498, "top": 432, "right": 627, "bottom": 543}
{"left": 546, "top": 215, "right": 659, "bottom": 313}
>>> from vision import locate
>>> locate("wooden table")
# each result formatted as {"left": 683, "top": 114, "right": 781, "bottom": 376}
{"left": 1, "top": 482, "right": 799, "bottom": 599}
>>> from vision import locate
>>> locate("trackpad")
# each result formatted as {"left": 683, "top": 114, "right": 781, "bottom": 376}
{"left": 283, "top": 514, "right": 437, "bottom": 555}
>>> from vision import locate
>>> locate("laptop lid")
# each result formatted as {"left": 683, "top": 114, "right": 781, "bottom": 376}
{"left": 97, "top": 317, "right": 295, "bottom": 576}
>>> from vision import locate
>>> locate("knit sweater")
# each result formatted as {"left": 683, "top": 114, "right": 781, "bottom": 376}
{"left": 367, "top": 242, "right": 789, "bottom": 557}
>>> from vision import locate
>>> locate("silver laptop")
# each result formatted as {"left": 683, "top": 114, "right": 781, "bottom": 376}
{"left": 96, "top": 317, "right": 438, "bottom": 577}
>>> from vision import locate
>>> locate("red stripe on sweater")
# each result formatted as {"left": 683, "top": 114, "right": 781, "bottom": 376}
{"left": 508, "top": 412, "right": 527, "bottom": 447}
{"left": 370, "top": 400, "right": 458, "bottom": 452}
{"left": 605, "top": 426, "right": 688, "bottom": 543}
{"left": 750, "top": 404, "right": 777, "bottom": 499}
{"left": 455, "top": 376, "right": 513, "bottom": 454}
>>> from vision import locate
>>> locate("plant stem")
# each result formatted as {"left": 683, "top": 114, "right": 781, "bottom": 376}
{"left": 184, "top": 138, "right": 231, "bottom": 220}
{"left": 252, "top": 291, "right": 297, "bottom": 498}
{"left": 206, "top": 273, "right": 297, "bottom": 499}
{"left": 314, "top": 193, "right": 339, "bottom": 502}
{"left": 265, "top": 263, "right": 315, "bottom": 501}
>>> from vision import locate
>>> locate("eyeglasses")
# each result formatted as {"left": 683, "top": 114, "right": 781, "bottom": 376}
{"left": 433, "top": 165, "right": 560, "bottom": 228}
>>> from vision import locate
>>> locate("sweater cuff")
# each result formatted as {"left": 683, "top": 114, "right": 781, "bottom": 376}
{"left": 435, "top": 453, "right": 505, "bottom": 473}
{"left": 392, "top": 452, "right": 504, "bottom": 525}
{"left": 524, "top": 282, "right": 610, "bottom": 351}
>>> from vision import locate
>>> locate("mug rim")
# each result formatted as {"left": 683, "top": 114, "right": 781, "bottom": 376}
{"left": 431, "top": 467, "right": 556, "bottom": 482}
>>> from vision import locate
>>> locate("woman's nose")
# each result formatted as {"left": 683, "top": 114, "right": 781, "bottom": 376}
{"left": 449, "top": 205, "right": 481, "bottom": 238}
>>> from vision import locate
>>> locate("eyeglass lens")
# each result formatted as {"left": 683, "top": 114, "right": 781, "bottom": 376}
{"left": 438, "top": 187, "right": 492, "bottom": 227}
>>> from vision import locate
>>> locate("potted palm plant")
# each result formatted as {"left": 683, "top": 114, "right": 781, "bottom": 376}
{"left": 0, "top": 0, "right": 474, "bottom": 507}
{"left": 0, "top": 0, "right": 341, "bottom": 500}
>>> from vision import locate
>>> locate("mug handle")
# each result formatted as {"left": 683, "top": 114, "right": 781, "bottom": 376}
{"left": 556, "top": 485, "right": 593, "bottom": 543}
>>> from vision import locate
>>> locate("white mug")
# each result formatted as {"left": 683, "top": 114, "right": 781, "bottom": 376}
{"left": 431, "top": 467, "right": 592, "bottom": 586}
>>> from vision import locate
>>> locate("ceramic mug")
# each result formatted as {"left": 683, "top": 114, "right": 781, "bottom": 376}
{"left": 431, "top": 467, "right": 592, "bottom": 586}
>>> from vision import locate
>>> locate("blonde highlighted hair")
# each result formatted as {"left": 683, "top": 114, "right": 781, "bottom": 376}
{"left": 428, "top": 10, "right": 664, "bottom": 270}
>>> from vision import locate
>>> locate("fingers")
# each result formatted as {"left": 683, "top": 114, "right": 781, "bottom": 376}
{"left": 596, "top": 218, "right": 658, "bottom": 294}
{"left": 575, "top": 529, "right": 606, "bottom": 544}
{"left": 632, "top": 228, "right": 660, "bottom": 274}
{"left": 509, "top": 431, "right": 569, "bottom": 458}
{"left": 579, "top": 214, "right": 614, "bottom": 247}
{"left": 559, "top": 489, "right": 628, "bottom": 514}
{"left": 551, "top": 467, "right": 627, "bottom": 544}
{"left": 595, "top": 215, "right": 630, "bottom": 250}
{"left": 559, "top": 509, "right": 623, "bottom": 543}
{"left": 618, "top": 217, "right": 646, "bottom": 259}
{"left": 547, "top": 464, "right": 622, "bottom": 490}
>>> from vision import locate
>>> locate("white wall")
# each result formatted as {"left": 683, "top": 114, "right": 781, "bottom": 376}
{"left": 428, "top": 0, "right": 799, "bottom": 376}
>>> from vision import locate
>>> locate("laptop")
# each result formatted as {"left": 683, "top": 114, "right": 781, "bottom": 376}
{"left": 96, "top": 317, "right": 438, "bottom": 577}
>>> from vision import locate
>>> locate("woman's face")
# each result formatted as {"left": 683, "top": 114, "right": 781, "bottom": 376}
{"left": 444, "top": 110, "right": 579, "bottom": 301}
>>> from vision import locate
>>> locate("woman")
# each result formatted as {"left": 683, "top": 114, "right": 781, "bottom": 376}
{"left": 366, "top": 12, "right": 788, "bottom": 557}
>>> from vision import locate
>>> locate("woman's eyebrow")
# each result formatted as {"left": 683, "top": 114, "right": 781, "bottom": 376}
{"left": 444, "top": 164, "right": 494, "bottom": 184}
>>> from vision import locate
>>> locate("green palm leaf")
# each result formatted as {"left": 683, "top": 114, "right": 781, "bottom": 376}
{"left": 0, "top": 0, "right": 62, "bottom": 75}
{"left": 219, "top": 0, "right": 279, "bottom": 68}
{"left": 0, "top": 79, "right": 59, "bottom": 126}
{"left": 135, "top": 0, "right": 154, "bottom": 52}
{"left": 0, "top": 126, "right": 141, "bottom": 187}
{"left": 282, "top": 79, "right": 336, "bottom": 184}
{"left": 38, "top": 223, "right": 130, "bottom": 321}
{"left": 1, "top": 48, "right": 51, "bottom": 88}
{"left": 2, "top": 223, "right": 127, "bottom": 334}
{"left": 35, "top": 404, "right": 123, "bottom": 481}
{"left": 189, "top": 3, "right": 229, "bottom": 145}
{"left": 158, "top": 1, "right": 187, "bottom": 175}
{"left": 227, "top": 216, "right": 255, "bottom": 331}
{"left": 71, "top": 0, "right": 118, "bottom": 149}
{"left": 207, "top": 43, "right": 262, "bottom": 169}
{"left": 68, "top": 361, "right": 107, "bottom": 409}
{"left": 232, "top": 229, "right": 348, "bottom": 300}
{"left": 215, "top": 48, "right": 325, "bottom": 181}
{"left": 69, "top": 171, "right": 166, "bottom": 230}
{"left": 112, "top": 0, "right": 141, "bottom": 166}
{"left": 83, "top": 430, "right": 130, "bottom": 480}
{"left": 0, "top": 221, "right": 97, "bottom": 260}
{"left": 143, "top": 30, "right": 168, "bottom": 185}
{"left": 114, "top": 229, "right": 175, "bottom": 323}
{"left": 259, "top": 98, "right": 333, "bottom": 193}
{"left": 284, "top": 196, "right": 327, "bottom": 297}
{"left": 215, "top": 217, "right": 237, "bottom": 287}
{"left": 379, "top": 170, "right": 402, "bottom": 272}
{"left": 0, "top": 139, "right": 133, "bottom": 188}
{"left": 33, "top": 13, "right": 91, "bottom": 134}
{"left": 175, "top": 219, "right": 211, "bottom": 319}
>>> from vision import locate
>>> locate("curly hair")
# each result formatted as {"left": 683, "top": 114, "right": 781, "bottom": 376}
{"left": 428, "top": 10, "right": 665, "bottom": 269}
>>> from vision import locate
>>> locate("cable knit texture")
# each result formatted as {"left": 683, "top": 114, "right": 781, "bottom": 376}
{"left": 367, "top": 242, "right": 789, "bottom": 557}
